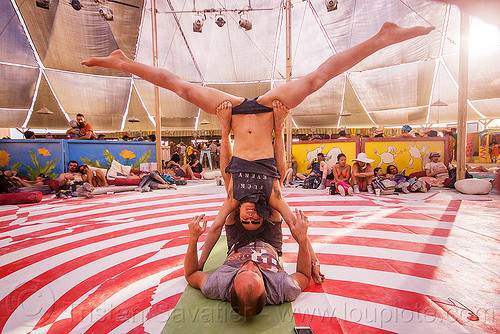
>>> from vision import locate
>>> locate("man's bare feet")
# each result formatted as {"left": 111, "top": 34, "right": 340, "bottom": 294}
{"left": 272, "top": 100, "right": 290, "bottom": 132}
{"left": 216, "top": 101, "right": 232, "bottom": 129}
{"left": 376, "top": 22, "right": 435, "bottom": 49}
{"left": 81, "top": 49, "right": 128, "bottom": 69}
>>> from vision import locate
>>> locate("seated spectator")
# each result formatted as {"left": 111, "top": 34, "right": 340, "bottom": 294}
{"left": 337, "top": 130, "right": 348, "bottom": 139}
{"left": 66, "top": 114, "right": 96, "bottom": 140}
{"left": 296, "top": 153, "right": 332, "bottom": 190}
{"left": 400, "top": 125, "right": 413, "bottom": 138}
{"left": 24, "top": 130, "right": 36, "bottom": 139}
{"left": 10, "top": 173, "right": 48, "bottom": 187}
{"left": 332, "top": 153, "right": 353, "bottom": 196}
{"left": 419, "top": 152, "right": 449, "bottom": 187}
{"left": 78, "top": 164, "right": 108, "bottom": 187}
{"left": 57, "top": 160, "right": 83, "bottom": 189}
{"left": 351, "top": 153, "right": 374, "bottom": 194}
{"left": 66, "top": 120, "right": 80, "bottom": 139}
{"left": 97, "top": 134, "right": 106, "bottom": 140}
{"left": 385, "top": 164, "right": 427, "bottom": 193}
{"left": 188, "top": 153, "right": 203, "bottom": 174}
{"left": 283, "top": 158, "right": 298, "bottom": 188}
{"left": 166, "top": 153, "right": 199, "bottom": 179}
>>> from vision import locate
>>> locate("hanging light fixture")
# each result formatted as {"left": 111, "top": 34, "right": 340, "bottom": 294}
{"left": 36, "top": 0, "right": 50, "bottom": 9}
{"left": 431, "top": 99, "right": 448, "bottom": 107}
{"left": 239, "top": 12, "right": 252, "bottom": 31}
{"left": 193, "top": 13, "right": 204, "bottom": 33}
{"left": 215, "top": 13, "right": 226, "bottom": 27}
{"left": 99, "top": 6, "right": 114, "bottom": 21}
{"left": 127, "top": 117, "right": 140, "bottom": 123}
{"left": 325, "top": 0, "right": 338, "bottom": 12}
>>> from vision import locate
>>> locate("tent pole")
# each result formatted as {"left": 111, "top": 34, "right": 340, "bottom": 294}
{"left": 151, "top": 0, "right": 162, "bottom": 172}
{"left": 457, "top": 10, "right": 469, "bottom": 180}
{"left": 285, "top": 0, "right": 292, "bottom": 169}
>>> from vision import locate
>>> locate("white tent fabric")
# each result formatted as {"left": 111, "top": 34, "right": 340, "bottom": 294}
{"left": 1, "top": 0, "right": 499, "bottom": 132}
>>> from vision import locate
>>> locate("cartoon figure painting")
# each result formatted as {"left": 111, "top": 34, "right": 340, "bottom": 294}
{"left": 304, "top": 144, "right": 325, "bottom": 164}
{"left": 405, "top": 144, "right": 430, "bottom": 169}
{"left": 325, "top": 147, "right": 343, "bottom": 166}
{"left": 373, "top": 146, "right": 401, "bottom": 167}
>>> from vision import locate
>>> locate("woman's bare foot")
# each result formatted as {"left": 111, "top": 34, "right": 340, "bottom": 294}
{"left": 216, "top": 101, "right": 232, "bottom": 130}
{"left": 81, "top": 49, "right": 129, "bottom": 70}
{"left": 376, "top": 22, "right": 435, "bottom": 48}
{"left": 273, "top": 100, "right": 290, "bottom": 132}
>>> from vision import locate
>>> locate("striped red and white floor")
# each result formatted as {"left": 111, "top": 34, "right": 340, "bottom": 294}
{"left": 0, "top": 189, "right": 498, "bottom": 333}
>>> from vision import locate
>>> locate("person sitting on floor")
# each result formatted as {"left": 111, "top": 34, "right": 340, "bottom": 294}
{"left": 351, "top": 153, "right": 375, "bottom": 194}
{"left": 57, "top": 160, "right": 83, "bottom": 190}
{"left": 419, "top": 152, "right": 450, "bottom": 187}
{"left": 188, "top": 153, "right": 203, "bottom": 174}
{"left": 332, "top": 153, "right": 354, "bottom": 196}
{"left": 385, "top": 164, "right": 428, "bottom": 193}
{"left": 165, "top": 153, "right": 199, "bottom": 180}
{"left": 78, "top": 164, "right": 108, "bottom": 187}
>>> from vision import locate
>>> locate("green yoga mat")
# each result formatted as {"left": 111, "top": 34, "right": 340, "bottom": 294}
{"left": 162, "top": 236, "right": 296, "bottom": 334}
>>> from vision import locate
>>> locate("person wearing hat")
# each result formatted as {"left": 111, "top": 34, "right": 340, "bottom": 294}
{"left": 419, "top": 152, "right": 449, "bottom": 187}
{"left": 400, "top": 125, "right": 413, "bottom": 138}
{"left": 351, "top": 153, "right": 375, "bottom": 194}
{"left": 373, "top": 128, "right": 384, "bottom": 138}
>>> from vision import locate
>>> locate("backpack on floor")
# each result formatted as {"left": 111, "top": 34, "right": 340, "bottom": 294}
{"left": 303, "top": 175, "right": 321, "bottom": 189}
{"left": 372, "top": 177, "right": 396, "bottom": 195}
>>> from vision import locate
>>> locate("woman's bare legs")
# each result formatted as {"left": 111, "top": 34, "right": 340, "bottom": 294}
{"left": 258, "top": 23, "right": 435, "bottom": 108}
{"left": 82, "top": 51, "right": 243, "bottom": 115}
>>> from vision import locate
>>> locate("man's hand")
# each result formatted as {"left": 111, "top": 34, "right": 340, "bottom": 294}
{"left": 189, "top": 214, "right": 206, "bottom": 241}
{"left": 289, "top": 208, "right": 308, "bottom": 243}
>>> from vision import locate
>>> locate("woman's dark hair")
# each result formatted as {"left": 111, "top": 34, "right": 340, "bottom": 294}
{"left": 386, "top": 164, "right": 398, "bottom": 174}
{"left": 337, "top": 153, "right": 346, "bottom": 161}
{"left": 171, "top": 153, "right": 180, "bottom": 163}
{"left": 38, "top": 173, "right": 49, "bottom": 181}
{"left": 374, "top": 167, "right": 382, "bottom": 176}
{"left": 189, "top": 153, "right": 197, "bottom": 161}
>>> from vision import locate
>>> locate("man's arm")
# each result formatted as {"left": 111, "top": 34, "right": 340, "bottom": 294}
{"left": 269, "top": 186, "right": 324, "bottom": 284}
{"left": 198, "top": 196, "right": 239, "bottom": 269}
{"left": 185, "top": 215, "right": 209, "bottom": 289}
{"left": 289, "top": 209, "right": 312, "bottom": 290}
{"left": 272, "top": 100, "right": 289, "bottom": 184}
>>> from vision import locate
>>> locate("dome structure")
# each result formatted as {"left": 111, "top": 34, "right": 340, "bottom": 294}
{"left": 1, "top": 0, "right": 499, "bottom": 133}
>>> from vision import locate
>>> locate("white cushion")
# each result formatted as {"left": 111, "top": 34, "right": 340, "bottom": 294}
{"left": 201, "top": 170, "right": 221, "bottom": 180}
{"left": 455, "top": 178, "right": 492, "bottom": 195}
{"left": 107, "top": 160, "right": 132, "bottom": 180}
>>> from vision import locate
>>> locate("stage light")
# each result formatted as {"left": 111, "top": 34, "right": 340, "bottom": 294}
{"left": 325, "top": 0, "right": 338, "bottom": 12}
{"left": 239, "top": 13, "right": 252, "bottom": 31}
{"left": 99, "top": 7, "right": 113, "bottom": 21}
{"left": 193, "top": 14, "right": 204, "bottom": 33}
{"left": 36, "top": 0, "right": 50, "bottom": 10}
{"left": 215, "top": 14, "right": 226, "bottom": 27}
{"left": 70, "top": 0, "right": 82, "bottom": 10}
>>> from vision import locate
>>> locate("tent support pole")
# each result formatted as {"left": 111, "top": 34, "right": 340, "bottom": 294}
{"left": 151, "top": 0, "right": 162, "bottom": 172}
{"left": 457, "top": 10, "right": 469, "bottom": 180}
{"left": 285, "top": 0, "right": 292, "bottom": 169}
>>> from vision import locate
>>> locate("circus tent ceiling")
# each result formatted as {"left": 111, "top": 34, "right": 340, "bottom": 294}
{"left": 1, "top": 0, "right": 499, "bottom": 133}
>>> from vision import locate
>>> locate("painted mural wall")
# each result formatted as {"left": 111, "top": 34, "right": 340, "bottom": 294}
{"left": 291, "top": 138, "right": 446, "bottom": 175}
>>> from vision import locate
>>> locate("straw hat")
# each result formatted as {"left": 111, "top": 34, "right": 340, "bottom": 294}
{"left": 352, "top": 153, "right": 374, "bottom": 163}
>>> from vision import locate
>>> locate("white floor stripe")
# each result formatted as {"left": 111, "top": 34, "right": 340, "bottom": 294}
{"left": 286, "top": 227, "right": 448, "bottom": 245}
{"left": 282, "top": 242, "right": 442, "bottom": 266}
{"left": 291, "top": 292, "right": 485, "bottom": 334}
